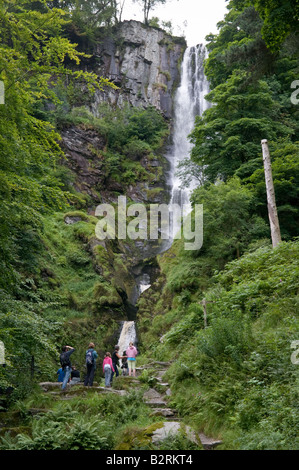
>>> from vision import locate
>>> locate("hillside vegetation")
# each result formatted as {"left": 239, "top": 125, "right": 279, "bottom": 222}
{"left": 137, "top": 0, "right": 299, "bottom": 449}
{"left": 0, "top": 0, "right": 298, "bottom": 451}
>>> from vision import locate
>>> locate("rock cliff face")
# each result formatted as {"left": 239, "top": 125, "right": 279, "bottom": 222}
{"left": 58, "top": 22, "right": 186, "bottom": 317}
{"left": 92, "top": 20, "right": 186, "bottom": 118}
{"left": 60, "top": 21, "right": 187, "bottom": 210}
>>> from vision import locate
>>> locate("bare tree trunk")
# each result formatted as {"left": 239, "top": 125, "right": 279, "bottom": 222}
{"left": 202, "top": 298, "right": 208, "bottom": 329}
{"left": 261, "top": 139, "right": 281, "bottom": 248}
{"left": 118, "top": 0, "right": 126, "bottom": 22}
{"left": 144, "top": 0, "right": 149, "bottom": 24}
{"left": 31, "top": 355, "right": 35, "bottom": 380}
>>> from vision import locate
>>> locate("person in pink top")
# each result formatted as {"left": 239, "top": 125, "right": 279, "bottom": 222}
{"left": 126, "top": 342, "right": 138, "bottom": 377}
{"left": 103, "top": 352, "right": 114, "bottom": 387}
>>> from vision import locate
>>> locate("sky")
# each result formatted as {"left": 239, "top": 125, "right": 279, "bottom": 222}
{"left": 121, "top": 0, "right": 229, "bottom": 46}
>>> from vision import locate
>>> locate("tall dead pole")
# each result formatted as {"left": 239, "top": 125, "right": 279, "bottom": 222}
{"left": 261, "top": 139, "right": 282, "bottom": 248}
{"left": 199, "top": 299, "right": 216, "bottom": 328}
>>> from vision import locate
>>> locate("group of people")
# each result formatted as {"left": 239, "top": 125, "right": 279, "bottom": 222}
{"left": 58, "top": 341, "right": 138, "bottom": 390}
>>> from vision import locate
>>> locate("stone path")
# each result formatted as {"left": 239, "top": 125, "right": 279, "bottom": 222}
{"left": 39, "top": 360, "right": 222, "bottom": 450}
{"left": 138, "top": 362, "right": 223, "bottom": 449}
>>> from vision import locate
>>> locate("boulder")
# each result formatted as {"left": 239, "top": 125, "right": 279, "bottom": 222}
{"left": 151, "top": 422, "right": 200, "bottom": 447}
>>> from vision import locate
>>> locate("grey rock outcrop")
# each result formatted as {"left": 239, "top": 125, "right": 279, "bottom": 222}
{"left": 93, "top": 21, "right": 186, "bottom": 118}
{"left": 151, "top": 422, "right": 200, "bottom": 446}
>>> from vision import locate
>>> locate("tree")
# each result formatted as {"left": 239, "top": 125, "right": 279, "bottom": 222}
{"left": 251, "top": 0, "right": 299, "bottom": 52}
{"left": 204, "top": 4, "right": 274, "bottom": 89}
{"left": 189, "top": 70, "right": 292, "bottom": 182}
{"left": 190, "top": 177, "right": 269, "bottom": 268}
{"left": 246, "top": 140, "right": 299, "bottom": 239}
{"left": 0, "top": 0, "right": 116, "bottom": 386}
{"left": 61, "top": 0, "right": 118, "bottom": 47}
{"left": 116, "top": 0, "right": 127, "bottom": 22}
{"left": 261, "top": 139, "right": 281, "bottom": 248}
{"left": 133, "top": 0, "right": 167, "bottom": 25}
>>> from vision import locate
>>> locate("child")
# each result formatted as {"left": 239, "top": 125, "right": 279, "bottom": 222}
{"left": 121, "top": 351, "right": 129, "bottom": 376}
{"left": 103, "top": 352, "right": 114, "bottom": 387}
{"left": 126, "top": 342, "right": 138, "bottom": 377}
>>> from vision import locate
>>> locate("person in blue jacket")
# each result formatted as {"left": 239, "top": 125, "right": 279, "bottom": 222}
{"left": 60, "top": 345, "right": 75, "bottom": 391}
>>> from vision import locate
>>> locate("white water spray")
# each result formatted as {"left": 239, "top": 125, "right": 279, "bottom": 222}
{"left": 117, "top": 320, "right": 137, "bottom": 357}
{"left": 168, "top": 44, "right": 210, "bottom": 239}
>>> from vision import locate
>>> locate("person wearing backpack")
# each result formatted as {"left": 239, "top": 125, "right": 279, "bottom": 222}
{"left": 84, "top": 342, "right": 98, "bottom": 387}
{"left": 60, "top": 345, "right": 75, "bottom": 391}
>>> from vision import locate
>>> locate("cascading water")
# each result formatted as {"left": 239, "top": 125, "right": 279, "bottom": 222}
{"left": 117, "top": 45, "right": 210, "bottom": 350}
{"left": 137, "top": 273, "right": 151, "bottom": 295}
{"left": 117, "top": 320, "right": 137, "bottom": 366}
{"left": 167, "top": 44, "right": 210, "bottom": 241}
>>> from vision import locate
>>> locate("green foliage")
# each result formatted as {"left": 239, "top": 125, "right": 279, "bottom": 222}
{"left": 155, "top": 431, "right": 200, "bottom": 451}
{"left": 245, "top": 140, "right": 299, "bottom": 238}
{"left": 204, "top": 5, "right": 270, "bottom": 88}
{"left": 183, "top": 0, "right": 299, "bottom": 255}
{"left": 65, "top": 0, "right": 117, "bottom": 44}
{"left": 58, "top": 104, "right": 168, "bottom": 188}
{"left": 0, "top": 0, "right": 119, "bottom": 394}
{"left": 0, "top": 0, "right": 112, "bottom": 288}
{"left": 138, "top": 368, "right": 157, "bottom": 387}
{"left": 251, "top": 0, "right": 299, "bottom": 52}
{"left": 157, "top": 178, "right": 269, "bottom": 301}
{"left": 191, "top": 177, "right": 269, "bottom": 263}
{"left": 190, "top": 71, "right": 292, "bottom": 182}
{"left": 139, "top": 239, "right": 299, "bottom": 449}
{"left": 0, "top": 407, "right": 114, "bottom": 450}
{"left": 0, "top": 389, "right": 152, "bottom": 450}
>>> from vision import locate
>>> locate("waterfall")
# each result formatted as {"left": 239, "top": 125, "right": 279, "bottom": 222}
{"left": 117, "top": 46, "right": 210, "bottom": 350}
{"left": 168, "top": 44, "right": 210, "bottom": 240}
{"left": 138, "top": 273, "right": 151, "bottom": 294}
{"left": 117, "top": 321, "right": 137, "bottom": 367}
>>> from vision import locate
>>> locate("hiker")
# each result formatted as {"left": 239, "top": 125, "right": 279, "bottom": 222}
{"left": 121, "top": 350, "right": 129, "bottom": 376}
{"left": 60, "top": 345, "right": 75, "bottom": 390}
{"left": 111, "top": 345, "right": 126, "bottom": 385}
{"left": 126, "top": 342, "right": 138, "bottom": 377}
{"left": 84, "top": 342, "right": 98, "bottom": 387}
{"left": 57, "top": 367, "right": 65, "bottom": 383}
{"left": 70, "top": 366, "right": 80, "bottom": 385}
{"left": 103, "top": 352, "right": 114, "bottom": 387}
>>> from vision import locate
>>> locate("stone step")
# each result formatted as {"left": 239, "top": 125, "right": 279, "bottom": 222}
{"left": 136, "top": 361, "right": 172, "bottom": 371}
{"left": 144, "top": 398, "right": 168, "bottom": 407}
{"left": 151, "top": 422, "right": 200, "bottom": 447}
{"left": 28, "top": 408, "right": 48, "bottom": 416}
{"left": 198, "top": 433, "right": 223, "bottom": 450}
{"left": 150, "top": 408, "right": 177, "bottom": 418}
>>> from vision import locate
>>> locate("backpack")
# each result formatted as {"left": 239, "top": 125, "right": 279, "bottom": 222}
{"left": 86, "top": 349, "right": 94, "bottom": 366}
{"left": 60, "top": 352, "right": 70, "bottom": 369}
